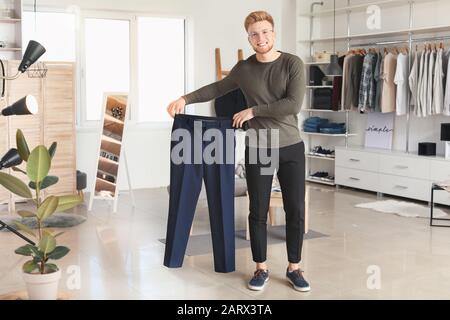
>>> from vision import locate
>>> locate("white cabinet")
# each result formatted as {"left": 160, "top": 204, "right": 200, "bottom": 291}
{"left": 336, "top": 147, "right": 450, "bottom": 206}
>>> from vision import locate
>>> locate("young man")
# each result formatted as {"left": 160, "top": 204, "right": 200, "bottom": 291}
{"left": 167, "top": 11, "right": 309, "bottom": 292}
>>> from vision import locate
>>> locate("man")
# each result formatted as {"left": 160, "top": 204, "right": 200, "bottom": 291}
{"left": 167, "top": 11, "right": 308, "bottom": 292}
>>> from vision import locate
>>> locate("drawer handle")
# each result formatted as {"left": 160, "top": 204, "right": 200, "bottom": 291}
{"left": 395, "top": 165, "right": 409, "bottom": 169}
{"left": 349, "top": 159, "right": 361, "bottom": 162}
{"left": 394, "top": 185, "right": 408, "bottom": 190}
{"left": 349, "top": 177, "right": 360, "bottom": 181}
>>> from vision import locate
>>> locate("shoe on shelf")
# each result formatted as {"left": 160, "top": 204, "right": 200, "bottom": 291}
{"left": 248, "top": 269, "right": 269, "bottom": 291}
{"left": 286, "top": 268, "right": 311, "bottom": 292}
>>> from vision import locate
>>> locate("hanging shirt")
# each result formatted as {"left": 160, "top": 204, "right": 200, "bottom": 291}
{"left": 427, "top": 49, "right": 435, "bottom": 116}
{"left": 341, "top": 54, "right": 353, "bottom": 110}
{"left": 409, "top": 50, "right": 419, "bottom": 114}
{"left": 374, "top": 52, "right": 384, "bottom": 113}
{"left": 358, "top": 52, "right": 378, "bottom": 113}
{"left": 343, "top": 54, "right": 365, "bottom": 110}
{"left": 381, "top": 52, "right": 398, "bottom": 113}
{"left": 418, "top": 50, "right": 429, "bottom": 118}
{"left": 444, "top": 49, "right": 450, "bottom": 116}
{"left": 432, "top": 48, "right": 444, "bottom": 115}
{"left": 394, "top": 52, "right": 409, "bottom": 116}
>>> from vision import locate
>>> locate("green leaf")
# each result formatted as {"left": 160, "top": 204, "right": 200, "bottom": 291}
{"left": 15, "top": 245, "right": 34, "bottom": 256}
{"left": 56, "top": 195, "right": 83, "bottom": 213}
{"left": 48, "top": 142, "right": 57, "bottom": 160}
{"left": 45, "top": 263, "right": 59, "bottom": 273}
{"left": 17, "top": 210, "right": 36, "bottom": 218}
{"left": 0, "top": 172, "right": 33, "bottom": 199}
{"left": 26, "top": 146, "right": 51, "bottom": 183}
{"left": 11, "top": 166, "right": 27, "bottom": 175}
{"left": 23, "top": 260, "right": 39, "bottom": 273}
{"left": 37, "top": 196, "right": 59, "bottom": 220}
{"left": 28, "top": 246, "right": 43, "bottom": 259}
{"left": 47, "top": 246, "right": 70, "bottom": 260}
{"left": 29, "top": 176, "right": 59, "bottom": 190}
{"left": 38, "top": 233, "right": 56, "bottom": 255}
{"left": 53, "top": 231, "right": 65, "bottom": 238}
{"left": 16, "top": 129, "right": 30, "bottom": 162}
{"left": 13, "top": 221, "right": 36, "bottom": 238}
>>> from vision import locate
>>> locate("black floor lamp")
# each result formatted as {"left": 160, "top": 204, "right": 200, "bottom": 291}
{"left": 0, "top": 40, "right": 46, "bottom": 245}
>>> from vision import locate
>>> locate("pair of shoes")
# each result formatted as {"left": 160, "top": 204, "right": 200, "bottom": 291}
{"left": 310, "top": 146, "right": 335, "bottom": 158}
{"left": 248, "top": 269, "right": 270, "bottom": 291}
{"left": 247, "top": 269, "right": 311, "bottom": 292}
{"left": 311, "top": 171, "right": 329, "bottom": 178}
{"left": 286, "top": 268, "right": 311, "bottom": 292}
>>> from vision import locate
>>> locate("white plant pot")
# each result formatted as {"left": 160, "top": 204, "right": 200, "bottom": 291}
{"left": 22, "top": 269, "right": 62, "bottom": 300}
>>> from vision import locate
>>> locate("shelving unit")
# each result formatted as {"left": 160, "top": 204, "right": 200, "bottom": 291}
{"left": 89, "top": 93, "right": 135, "bottom": 213}
{"left": 0, "top": 0, "right": 23, "bottom": 60}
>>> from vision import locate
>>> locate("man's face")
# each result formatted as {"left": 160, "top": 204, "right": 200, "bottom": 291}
{"left": 247, "top": 20, "right": 275, "bottom": 54}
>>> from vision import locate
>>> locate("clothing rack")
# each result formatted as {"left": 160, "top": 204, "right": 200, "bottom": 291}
{"left": 326, "top": 0, "right": 450, "bottom": 153}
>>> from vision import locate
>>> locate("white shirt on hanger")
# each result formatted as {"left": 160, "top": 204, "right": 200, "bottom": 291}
{"left": 409, "top": 50, "right": 419, "bottom": 113}
{"left": 427, "top": 49, "right": 435, "bottom": 116}
{"left": 444, "top": 49, "right": 450, "bottom": 116}
{"left": 418, "top": 49, "right": 428, "bottom": 117}
{"left": 433, "top": 48, "right": 444, "bottom": 115}
{"left": 394, "top": 52, "right": 410, "bottom": 116}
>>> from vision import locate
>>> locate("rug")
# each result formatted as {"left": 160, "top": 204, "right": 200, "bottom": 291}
{"left": 355, "top": 200, "right": 449, "bottom": 218}
{"left": 159, "top": 226, "right": 327, "bottom": 256}
{"left": 0, "top": 213, "right": 87, "bottom": 232}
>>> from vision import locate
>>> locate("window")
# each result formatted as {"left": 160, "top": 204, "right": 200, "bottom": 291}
{"left": 22, "top": 11, "right": 76, "bottom": 61}
{"left": 84, "top": 18, "right": 130, "bottom": 121}
{"left": 137, "top": 17, "right": 185, "bottom": 123}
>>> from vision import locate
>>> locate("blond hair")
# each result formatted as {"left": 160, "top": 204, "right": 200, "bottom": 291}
{"left": 244, "top": 11, "right": 274, "bottom": 31}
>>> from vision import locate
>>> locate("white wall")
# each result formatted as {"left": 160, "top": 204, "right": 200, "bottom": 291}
{"left": 23, "top": 0, "right": 297, "bottom": 190}
{"left": 297, "top": 0, "right": 450, "bottom": 167}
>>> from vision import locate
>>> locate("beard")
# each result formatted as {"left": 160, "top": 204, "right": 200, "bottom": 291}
{"left": 253, "top": 42, "right": 274, "bottom": 54}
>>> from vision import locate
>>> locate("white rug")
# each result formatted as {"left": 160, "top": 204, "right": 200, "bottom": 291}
{"left": 355, "top": 200, "right": 449, "bottom": 218}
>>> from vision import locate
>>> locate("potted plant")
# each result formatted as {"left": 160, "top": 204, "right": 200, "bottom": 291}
{"left": 0, "top": 129, "right": 83, "bottom": 300}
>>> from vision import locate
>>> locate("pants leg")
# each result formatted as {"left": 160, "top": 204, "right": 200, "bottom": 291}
{"left": 245, "top": 147, "right": 275, "bottom": 263}
{"left": 277, "top": 142, "right": 306, "bottom": 263}
{"left": 164, "top": 120, "right": 203, "bottom": 268}
{"left": 203, "top": 155, "right": 236, "bottom": 273}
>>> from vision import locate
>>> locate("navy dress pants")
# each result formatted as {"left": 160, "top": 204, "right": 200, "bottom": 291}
{"left": 164, "top": 114, "right": 236, "bottom": 273}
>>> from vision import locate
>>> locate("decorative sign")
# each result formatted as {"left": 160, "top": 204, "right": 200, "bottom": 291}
{"left": 365, "top": 112, "right": 395, "bottom": 150}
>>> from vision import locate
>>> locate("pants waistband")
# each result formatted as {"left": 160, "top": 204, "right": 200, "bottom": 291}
{"left": 174, "top": 114, "right": 233, "bottom": 128}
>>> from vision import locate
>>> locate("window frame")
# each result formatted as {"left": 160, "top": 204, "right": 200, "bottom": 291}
{"left": 23, "top": 6, "right": 193, "bottom": 130}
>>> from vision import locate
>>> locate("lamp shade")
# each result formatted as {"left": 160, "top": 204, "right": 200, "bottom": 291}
{"left": 324, "top": 54, "right": 343, "bottom": 77}
{"left": 441, "top": 123, "right": 450, "bottom": 141}
{"left": 0, "top": 148, "right": 22, "bottom": 170}
{"left": 18, "top": 40, "right": 46, "bottom": 73}
{"left": 1, "top": 95, "right": 38, "bottom": 116}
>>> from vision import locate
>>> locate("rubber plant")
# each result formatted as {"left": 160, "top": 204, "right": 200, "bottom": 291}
{"left": 0, "top": 129, "right": 83, "bottom": 274}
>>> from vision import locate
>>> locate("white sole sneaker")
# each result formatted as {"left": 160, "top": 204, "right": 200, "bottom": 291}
{"left": 248, "top": 277, "right": 269, "bottom": 291}
{"left": 287, "top": 278, "right": 311, "bottom": 292}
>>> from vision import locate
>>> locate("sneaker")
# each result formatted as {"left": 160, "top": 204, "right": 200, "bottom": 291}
{"left": 286, "top": 268, "right": 310, "bottom": 292}
{"left": 248, "top": 269, "right": 269, "bottom": 291}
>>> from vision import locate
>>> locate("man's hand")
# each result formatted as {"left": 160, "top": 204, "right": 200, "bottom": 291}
{"left": 232, "top": 108, "right": 255, "bottom": 128}
{"left": 167, "top": 97, "right": 186, "bottom": 118}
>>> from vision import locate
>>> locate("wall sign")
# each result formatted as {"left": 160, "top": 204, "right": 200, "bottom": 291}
{"left": 365, "top": 112, "right": 395, "bottom": 150}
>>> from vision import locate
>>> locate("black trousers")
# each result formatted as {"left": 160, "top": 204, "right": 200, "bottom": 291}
{"left": 245, "top": 141, "right": 305, "bottom": 264}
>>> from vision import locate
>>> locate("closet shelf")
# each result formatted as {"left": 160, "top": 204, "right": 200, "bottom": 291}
{"left": 304, "top": 61, "right": 330, "bottom": 66}
{"left": 104, "top": 113, "right": 124, "bottom": 125}
{"left": 96, "top": 177, "right": 116, "bottom": 187}
{"left": 302, "top": 109, "right": 348, "bottom": 113}
{"left": 306, "top": 177, "right": 336, "bottom": 186}
{"left": 298, "top": 24, "right": 450, "bottom": 43}
{"left": 0, "top": 18, "right": 21, "bottom": 23}
{"left": 301, "top": 132, "right": 357, "bottom": 137}
{"left": 0, "top": 47, "right": 21, "bottom": 51}
{"left": 99, "top": 155, "right": 119, "bottom": 165}
{"left": 102, "top": 135, "right": 122, "bottom": 145}
{"left": 306, "top": 154, "right": 336, "bottom": 161}
{"left": 306, "top": 85, "right": 334, "bottom": 89}
{"left": 298, "top": 0, "right": 434, "bottom": 17}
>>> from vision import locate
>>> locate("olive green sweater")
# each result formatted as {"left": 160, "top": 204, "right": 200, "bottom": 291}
{"left": 183, "top": 52, "right": 306, "bottom": 148}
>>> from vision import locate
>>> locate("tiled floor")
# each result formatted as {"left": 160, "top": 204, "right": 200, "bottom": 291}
{"left": 1, "top": 183, "right": 450, "bottom": 300}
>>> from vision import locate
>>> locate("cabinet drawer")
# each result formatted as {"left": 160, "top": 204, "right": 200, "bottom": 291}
{"left": 336, "top": 149, "right": 378, "bottom": 172}
{"left": 378, "top": 154, "right": 430, "bottom": 180}
{"left": 430, "top": 160, "right": 450, "bottom": 182}
{"left": 378, "top": 174, "right": 429, "bottom": 201}
{"left": 336, "top": 167, "right": 379, "bottom": 192}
